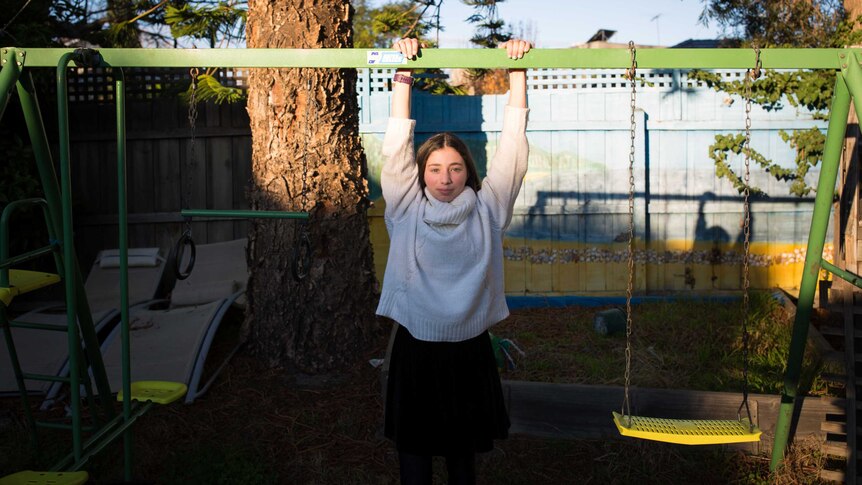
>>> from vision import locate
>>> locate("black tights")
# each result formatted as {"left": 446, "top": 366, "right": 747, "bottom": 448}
{"left": 398, "top": 451, "right": 476, "bottom": 485}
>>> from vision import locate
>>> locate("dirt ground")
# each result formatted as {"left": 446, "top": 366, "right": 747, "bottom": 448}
{"left": 0, "top": 305, "right": 828, "bottom": 484}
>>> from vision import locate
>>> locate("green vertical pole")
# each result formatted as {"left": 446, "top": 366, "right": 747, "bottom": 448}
{"left": 843, "top": 52, "right": 862, "bottom": 122}
{"left": 0, "top": 51, "right": 18, "bottom": 281}
{"left": 1, "top": 199, "right": 60, "bottom": 452}
{"left": 17, "top": 73, "right": 65, "bottom": 274}
{"left": 19, "top": 71, "right": 116, "bottom": 420}
{"left": 114, "top": 67, "right": 134, "bottom": 482}
{"left": 14, "top": 79, "right": 103, "bottom": 425}
{"left": 56, "top": 51, "right": 83, "bottom": 463}
{"left": 0, "top": 48, "right": 22, "bottom": 120}
{"left": 770, "top": 72, "right": 850, "bottom": 470}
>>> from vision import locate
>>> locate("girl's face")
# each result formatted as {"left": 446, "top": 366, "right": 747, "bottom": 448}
{"left": 423, "top": 146, "right": 469, "bottom": 202}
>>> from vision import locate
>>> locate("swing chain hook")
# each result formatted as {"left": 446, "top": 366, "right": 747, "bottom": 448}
{"left": 624, "top": 40, "right": 637, "bottom": 82}
{"left": 748, "top": 46, "right": 762, "bottom": 81}
{"left": 621, "top": 39, "right": 637, "bottom": 422}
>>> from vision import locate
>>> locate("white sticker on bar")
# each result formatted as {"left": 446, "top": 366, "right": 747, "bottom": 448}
{"left": 367, "top": 51, "right": 407, "bottom": 66}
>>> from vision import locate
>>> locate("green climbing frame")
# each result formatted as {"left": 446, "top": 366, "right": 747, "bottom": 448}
{"left": 2, "top": 45, "right": 861, "bottom": 477}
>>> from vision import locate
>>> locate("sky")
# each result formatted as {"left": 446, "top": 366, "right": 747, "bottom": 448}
{"left": 395, "top": 0, "right": 723, "bottom": 48}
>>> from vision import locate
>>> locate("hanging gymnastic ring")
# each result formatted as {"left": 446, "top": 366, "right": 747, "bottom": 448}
{"left": 292, "top": 228, "right": 312, "bottom": 281}
{"left": 171, "top": 232, "right": 196, "bottom": 280}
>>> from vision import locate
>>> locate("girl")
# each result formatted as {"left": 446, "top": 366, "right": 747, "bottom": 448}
{"left": 378, "top": 38, "right": 531, "bottom": 485}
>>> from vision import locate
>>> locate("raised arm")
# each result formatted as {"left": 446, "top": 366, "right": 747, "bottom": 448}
{"left": 481, "top": 39, "right": 532, "bottom": 230}
{"left": 390, "top": 38, "right": 419, "bottom": 119}
{"left": 502, "top": 39, "right": 530, "bottom": 109}
{"left": 380, "top": 38, "right": 422, "bottom": 222}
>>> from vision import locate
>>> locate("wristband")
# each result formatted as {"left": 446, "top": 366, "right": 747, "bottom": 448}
{"left": 393, "top": 73, "right": 414, "bottom": 86}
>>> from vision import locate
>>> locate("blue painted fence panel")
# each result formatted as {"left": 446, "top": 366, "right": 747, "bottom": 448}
{"left": 362, "top": 68, "right": 829, "bottom": 294}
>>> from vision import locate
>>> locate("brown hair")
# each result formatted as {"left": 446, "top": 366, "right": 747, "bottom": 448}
{"left": 415, "top": 132, "right": 481, "bottom": 192}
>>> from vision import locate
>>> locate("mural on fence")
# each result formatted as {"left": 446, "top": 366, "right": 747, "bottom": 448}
{"left": 362, "top": 68, "right": 831, "bottom": 294}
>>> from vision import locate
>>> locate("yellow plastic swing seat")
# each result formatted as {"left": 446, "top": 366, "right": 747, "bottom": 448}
{"left": 612, "top": 412, "right": 762, "bottom": 445}
{"left": 116, "top": 381, "right": 187, "bottom": 405}
{"left": 0, "top": 470, "right": 88, "bottom": 485}
{"left": 0, "top": 270, "right": 61, "bottom": 307}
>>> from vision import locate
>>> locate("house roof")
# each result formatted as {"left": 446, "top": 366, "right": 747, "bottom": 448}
{"left": 671, "top": 39, "right": 724, "bottom": 48}
{"left": 587, "top": 29, "right": 617, "bottom": 43}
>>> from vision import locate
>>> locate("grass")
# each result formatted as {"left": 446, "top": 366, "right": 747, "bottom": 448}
{"left": 0, "top": 293, "right": 841, "bottom": 483}
{"left": 493, "top": 292, "right": 836, "bottom": 398}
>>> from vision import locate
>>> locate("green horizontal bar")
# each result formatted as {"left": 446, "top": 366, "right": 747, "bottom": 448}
{"left": 10, "top": 320, "right": 68, "bottom": 331}
{"left": 181, "top": 209, "right": 308, "bottom": 220}
{"left": 36, "top": 421, "right": 96, "bottom": 432}
{"left": 0, "top": 244, "right": 58, "bottom": 269}
{"left": 821, "top": 260, "right": 862, "bottom": 291}
{"left": 51, "top": 401, "right": 153, "bottom": 472}
{"left": 23, "top": 373, "right": 70, "bottom": 383}
{"left": 9, "top": 47, "right": 852, "bottom": 70}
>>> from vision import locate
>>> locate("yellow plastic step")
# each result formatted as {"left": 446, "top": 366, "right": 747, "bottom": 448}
{"left": 0, "top": 470, "right": 88, "bottom": 485}
{"left": 117, "top": 381, "right": 187, "bottom": 405}
{"left": 612, "top": 411, "right": 762, "bottom": 445}
{"left": 0, "top": 270, "right": 61, "bottom": 307}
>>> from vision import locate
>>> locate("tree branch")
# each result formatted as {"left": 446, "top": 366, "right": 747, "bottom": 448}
{"left": 126, "top": 0, "right": 168, "bottom": 25}
{"left": 402, "top": 2, "right": 433, "bottom": 38}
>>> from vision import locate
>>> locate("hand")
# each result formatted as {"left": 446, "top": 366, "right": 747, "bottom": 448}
{"left": 499, "top": 39, "right": 532, "bottom": 60}
{"left": 390, "top": 38, "right": 419, "bottom": 118}
{"left": 393, "top": 38, "right": 421, "bottom": 62}
{"left": 501, "top": 39, "right": 530, "bottom": 107}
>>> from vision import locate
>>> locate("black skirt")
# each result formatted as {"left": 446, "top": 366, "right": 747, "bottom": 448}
{"left": 384, "top": 325, "right": 510, "bottom": 455}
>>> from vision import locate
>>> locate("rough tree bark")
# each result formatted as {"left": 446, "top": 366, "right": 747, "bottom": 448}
{"left": 846, "top": 0, "right": 862, "bottom": 20}
{"left": 245, "top": 0, "right": 380, "bottom": 372}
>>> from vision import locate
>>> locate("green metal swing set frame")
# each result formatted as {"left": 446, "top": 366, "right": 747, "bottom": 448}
{"left": 0, "top": 45, "right": 859, "bottom": 480}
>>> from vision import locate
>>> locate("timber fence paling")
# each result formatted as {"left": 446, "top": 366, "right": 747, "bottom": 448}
{"left": 69, "top": 96, "right": 250, "bottom": 261}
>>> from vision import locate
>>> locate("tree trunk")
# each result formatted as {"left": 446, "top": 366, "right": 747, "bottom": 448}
{"left": 245, "top": 0, "right": 380, "bottom": 372}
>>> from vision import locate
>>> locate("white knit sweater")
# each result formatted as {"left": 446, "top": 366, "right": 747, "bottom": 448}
{"left": 376, "top": 106, "right": 529, "bottom": 342}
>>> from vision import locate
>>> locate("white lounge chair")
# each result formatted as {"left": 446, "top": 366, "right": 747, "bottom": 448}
{"left": 0, "top": 248, "right": 167, "bottom": 396}
{"left": 101, "top": 238, "right": 247, "bottom": 404}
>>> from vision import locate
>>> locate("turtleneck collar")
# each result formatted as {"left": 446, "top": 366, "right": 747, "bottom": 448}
{"left": 423, "top": 187, "right": 477, "bottom": 226}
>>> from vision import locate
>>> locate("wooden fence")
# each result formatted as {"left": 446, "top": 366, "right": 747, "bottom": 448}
{"left": 68, "top": 95, "right": 251, "bottom": 269}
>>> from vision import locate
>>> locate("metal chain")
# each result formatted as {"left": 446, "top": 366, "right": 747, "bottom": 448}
{"left": 738, "top": 46, "right": 760, "bottom": 430}
{"left": 292, "top": 77, "right": 314, "bottom": 281}
{"left": 167, "top": 67, "right": 201, "bottom": 281}
{"left": 185, "top": 67, "right": 199, "bottom": 238}
{"left": 301, "top": 77, "right": 312, "bottom": 214}
{"left": 622, "top": 40, "right": 637, "bottom": 423}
